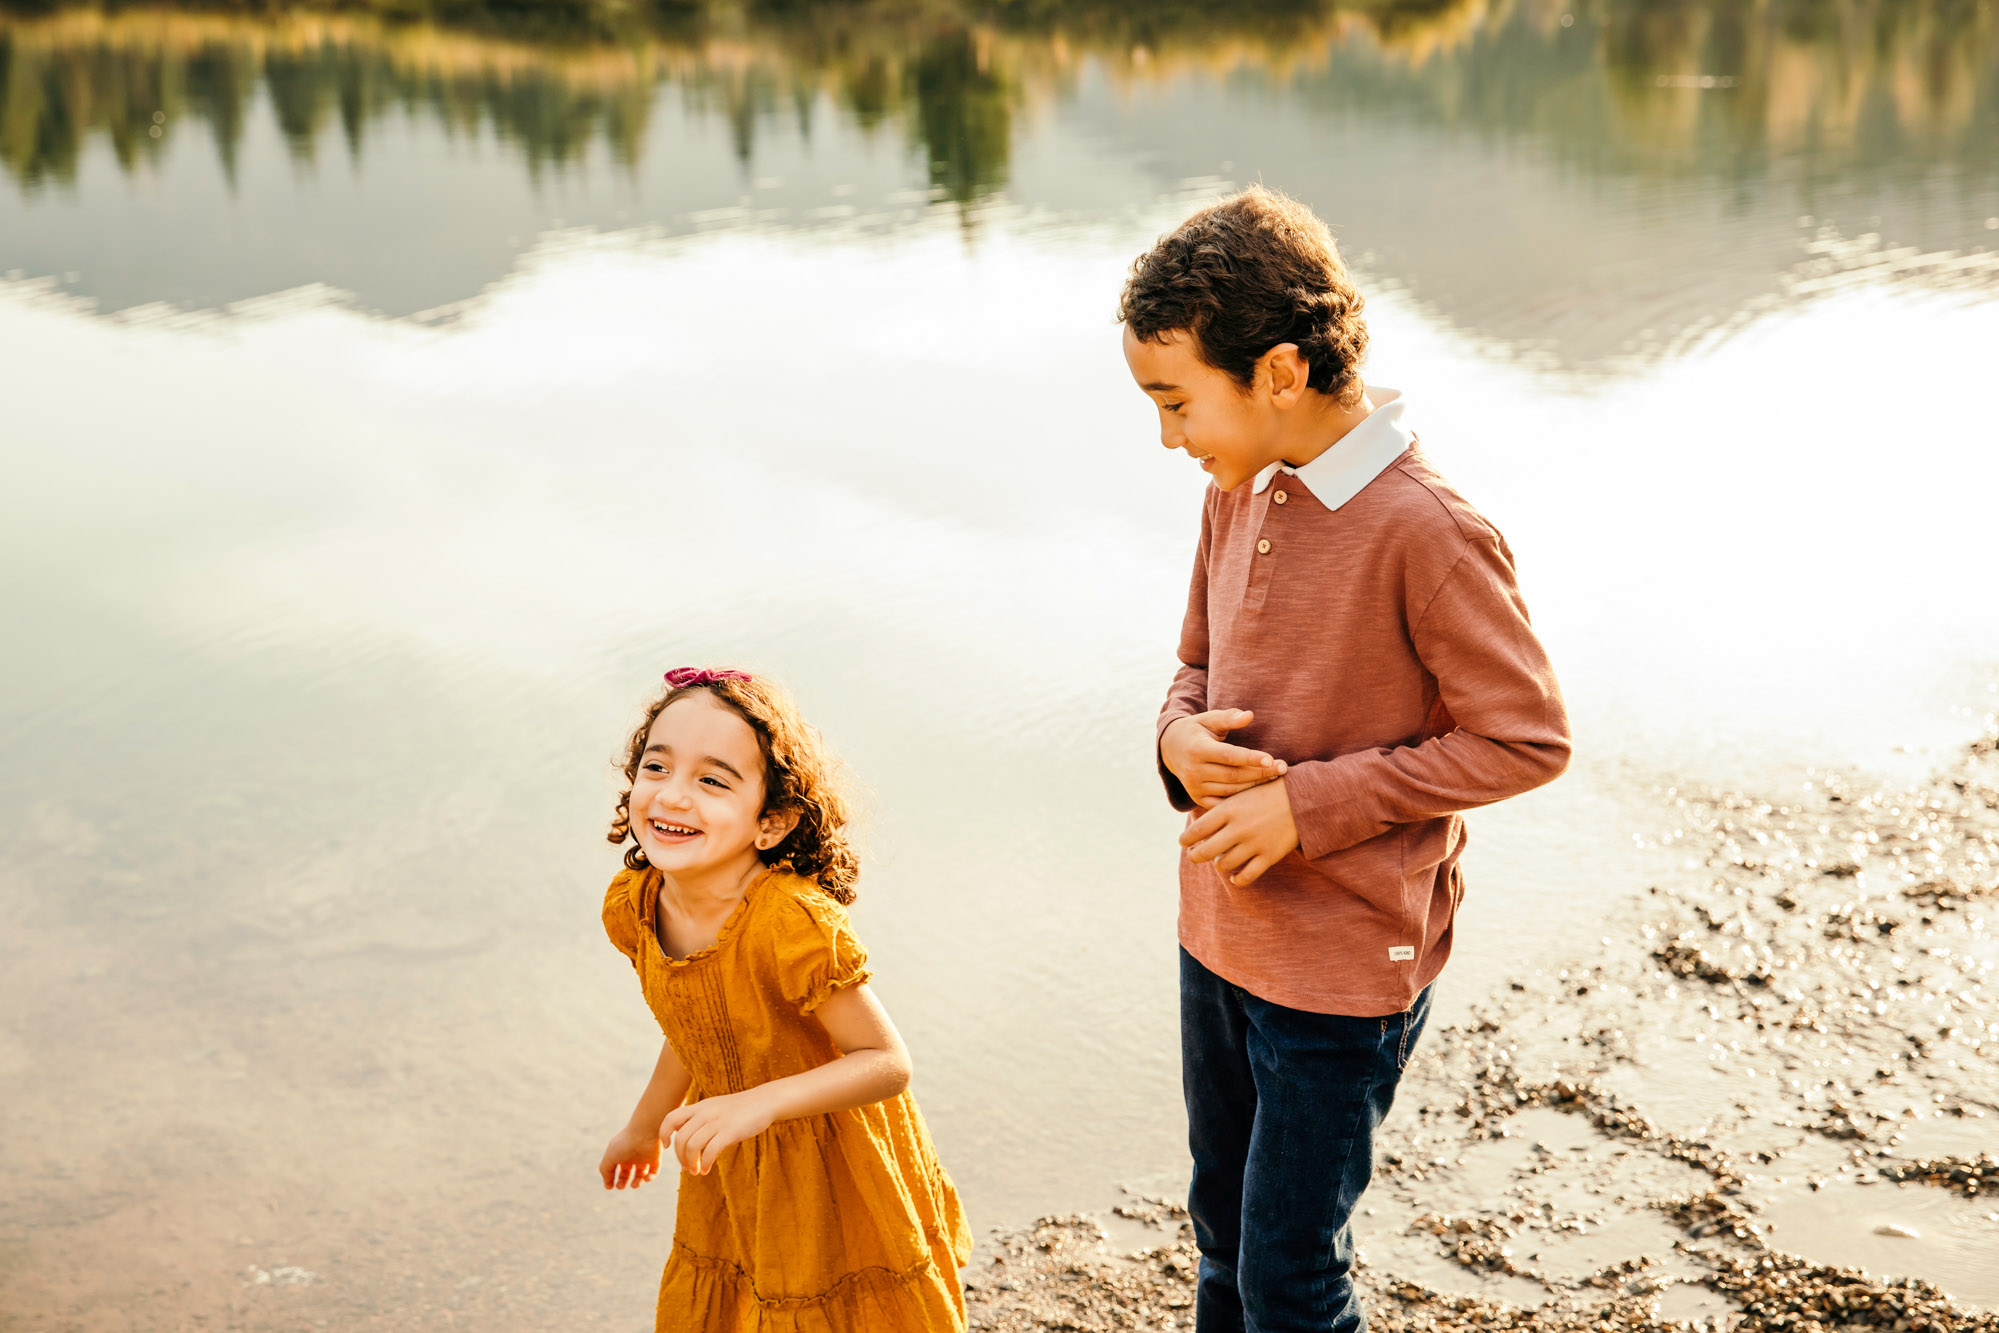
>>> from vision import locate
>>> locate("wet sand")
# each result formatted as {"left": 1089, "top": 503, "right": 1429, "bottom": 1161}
{"left": 967, "top": 730, "right": 1999, "bottom": 1331}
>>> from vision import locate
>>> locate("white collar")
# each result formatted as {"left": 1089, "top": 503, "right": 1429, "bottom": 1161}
{"left": 1253, "top": 389, "right": 1413, "bottom": 510}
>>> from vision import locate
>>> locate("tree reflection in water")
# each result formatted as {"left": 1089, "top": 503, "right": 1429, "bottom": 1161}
{"left": 0, "top": 0, "right": 1994, "bottom": 203}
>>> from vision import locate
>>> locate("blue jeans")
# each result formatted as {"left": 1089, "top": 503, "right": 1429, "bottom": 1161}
{"left": 1181, "top": 947, "right": 1433, "bottom": 1333}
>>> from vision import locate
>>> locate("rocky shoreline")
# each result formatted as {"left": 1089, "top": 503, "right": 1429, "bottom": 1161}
{"left": 966, "top": 730, "right": 1999, "bottom": 1332}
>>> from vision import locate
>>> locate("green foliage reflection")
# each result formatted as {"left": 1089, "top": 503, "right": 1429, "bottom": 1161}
{"left": 1, "top": 0, "right": 1994, "bottom": 197}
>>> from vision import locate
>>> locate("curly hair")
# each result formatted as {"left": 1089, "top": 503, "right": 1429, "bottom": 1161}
{"left": 1118, "top": 186, "right": 1369, "bottom": 408}
{"left": 607, "top": 673, "right": 861, "bottom": 904}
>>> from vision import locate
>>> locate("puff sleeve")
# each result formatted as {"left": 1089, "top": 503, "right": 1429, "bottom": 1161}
{"left": 602, "top": 870, "right": 644, "bottom": 966}
{"left": 778, "top": 894, "right": 872, "bottom": 1017}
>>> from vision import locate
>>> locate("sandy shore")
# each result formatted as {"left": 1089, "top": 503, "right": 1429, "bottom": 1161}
{"left": 966, "top": 731, "right": 1999, "bottom": 1332}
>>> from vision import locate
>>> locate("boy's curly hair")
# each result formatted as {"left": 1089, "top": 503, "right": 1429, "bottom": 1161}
{"left": 1119, "top": 185, "right": 1369, "bottom": 408}
{"left": 607, "top": 673, "right": 861, "bottom": 904}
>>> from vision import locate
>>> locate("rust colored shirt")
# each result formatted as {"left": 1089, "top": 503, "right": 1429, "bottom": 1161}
{"left": 1158, "top": 393, "right": 1571, "bottom": 1016}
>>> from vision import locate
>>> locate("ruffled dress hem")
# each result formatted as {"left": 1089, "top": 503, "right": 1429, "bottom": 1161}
{"left": 658, "top": 1234, "right": 967, "bottom": 1333}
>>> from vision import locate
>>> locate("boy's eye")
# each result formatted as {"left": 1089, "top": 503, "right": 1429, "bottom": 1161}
{"left": 700, "top": 776, "right": 729, "bottom": 789}
{"left": 1163, "top": 402, "right": 1184, "bottom": 413}
{"left": 642, "top": 761, "right": 667, "bottom": 775}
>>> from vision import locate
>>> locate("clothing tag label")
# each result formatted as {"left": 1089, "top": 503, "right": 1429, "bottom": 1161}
{"left": 1388, "top": 945, "right": 1415, "bottom": 962}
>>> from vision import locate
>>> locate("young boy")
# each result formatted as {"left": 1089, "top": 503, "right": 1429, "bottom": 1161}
{"left": 1122, "top": 188, "right": 1571, "bottom": 1332}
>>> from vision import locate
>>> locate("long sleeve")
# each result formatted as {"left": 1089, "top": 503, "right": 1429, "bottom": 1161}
{"left": 1282, "top": 535, "right": 1571, "bottom": 860}
{"left": 1156, "top": 490, "right": 1214, "bottom": 812}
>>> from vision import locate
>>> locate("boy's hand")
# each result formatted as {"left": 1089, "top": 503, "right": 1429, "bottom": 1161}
{"left": 599, "top": 1123, "right": 662, "bottom": 1190}
{"left": 1161, "top": 710, "right": 1287, "bottom": 808}
{"left": 1180, "top": 778, "right": 1300, "bottom": 886}
{"left": 661, "top": 1088, "right": 776, "bottom": 1177}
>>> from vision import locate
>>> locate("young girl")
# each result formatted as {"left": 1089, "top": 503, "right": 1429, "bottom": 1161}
{"left": 596, "top": 667, "right": 970, "bottom": 1331}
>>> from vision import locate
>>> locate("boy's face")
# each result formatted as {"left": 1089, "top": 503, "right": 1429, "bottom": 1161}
{"left": 1122, "top": 326, "right": 1279, "bottom": 493}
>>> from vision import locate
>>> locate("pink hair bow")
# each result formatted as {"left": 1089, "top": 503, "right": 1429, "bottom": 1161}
{"left": 665, "top": 667, "right": 753, "bottom": 689}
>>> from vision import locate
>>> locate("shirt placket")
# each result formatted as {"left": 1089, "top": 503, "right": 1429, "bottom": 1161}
{"left": 1242, "top": 478, "right": 1289, "bottom": 610}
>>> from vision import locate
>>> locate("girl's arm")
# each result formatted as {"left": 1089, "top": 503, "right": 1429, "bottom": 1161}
{"left": 660, "top": 983, "right": 910, "bottom": 1176}
{"left": 599, "top": 1036, "right": 692, "bottom": 1190}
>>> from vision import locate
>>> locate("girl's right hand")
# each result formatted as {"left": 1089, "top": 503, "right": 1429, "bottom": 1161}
{"left": 599, "top": 1124, "right": 663, "bottom": 1190}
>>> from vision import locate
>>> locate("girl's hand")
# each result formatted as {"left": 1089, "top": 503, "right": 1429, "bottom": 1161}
{"left": 661, "top": 1089, "right": 776, "bottom": 1176}
{"left": 599, "top": 1123, "right": 663, "bottom": 1190}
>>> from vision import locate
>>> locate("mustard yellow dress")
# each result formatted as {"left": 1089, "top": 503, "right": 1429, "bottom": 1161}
{"left": 603, "top": 867, "right": 971, "bottom": 1332}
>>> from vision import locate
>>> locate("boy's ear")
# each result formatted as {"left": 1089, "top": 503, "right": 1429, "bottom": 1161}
{"left": 1257, "top": 342, "right": 1310, "bottom": 407}
{"left": 759, "top": 806, "right": 803, "bottom": 850}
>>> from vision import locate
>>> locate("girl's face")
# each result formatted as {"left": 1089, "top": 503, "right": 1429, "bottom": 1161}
{"left": 629, "top": 694, "right": 778, "bottom": 880}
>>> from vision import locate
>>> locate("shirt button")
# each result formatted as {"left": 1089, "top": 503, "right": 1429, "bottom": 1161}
{"left": 1257, "top": 539, "right": 1272, "bottom": 555}
{"left": 1273, "top": 490, "right": 1288, "bottom": 505}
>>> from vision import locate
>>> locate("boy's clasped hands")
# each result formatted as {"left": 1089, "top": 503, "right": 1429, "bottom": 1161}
{"left": 1160, "top": 708, "right": 1299, "bottom": 886}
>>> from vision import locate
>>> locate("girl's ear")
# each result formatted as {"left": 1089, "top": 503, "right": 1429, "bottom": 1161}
{"left": 757, "top": 806, "right": 803, "bottom": 851}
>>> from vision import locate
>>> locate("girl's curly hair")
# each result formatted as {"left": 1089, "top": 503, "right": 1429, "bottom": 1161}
{"left": 607, "top": 673, "right": 861, "bottom": 904}
{"left": 1119, "top": 185, "right": 1369, "bottom": 408}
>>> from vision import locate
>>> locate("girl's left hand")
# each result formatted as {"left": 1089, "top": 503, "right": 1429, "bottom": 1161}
{"left": 661, "top": 1089, "right": 776, "bottom": 1175}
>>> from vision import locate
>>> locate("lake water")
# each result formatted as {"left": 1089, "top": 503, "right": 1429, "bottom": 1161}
{"left": 3, "top": 2, "right": 1998, "bottom": 1326}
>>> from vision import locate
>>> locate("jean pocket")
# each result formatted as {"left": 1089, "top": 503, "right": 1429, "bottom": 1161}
{"left": 1379, "top": 1013, "right": 1414, "bottom": 1071}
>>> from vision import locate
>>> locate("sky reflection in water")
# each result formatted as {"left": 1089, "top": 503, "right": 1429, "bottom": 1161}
{"left": 2, "top": 1, "right": 1998, "bottom": 1326}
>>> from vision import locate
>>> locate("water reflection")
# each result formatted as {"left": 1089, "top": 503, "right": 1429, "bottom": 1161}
{"left": 3, "top": 1, "right": 1983, "bottom": 187}
{"left": 4, "top": 0, "right": 1996, "bottom": 368}
{"left": 0, "top": 5, "right": 1026, "bottom": 190}
{"left": 5, "top": 4, "right": 1999, "bottom": 1331}
{"left": 5, "top": 0, "right": 1995, "bottom": 208}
